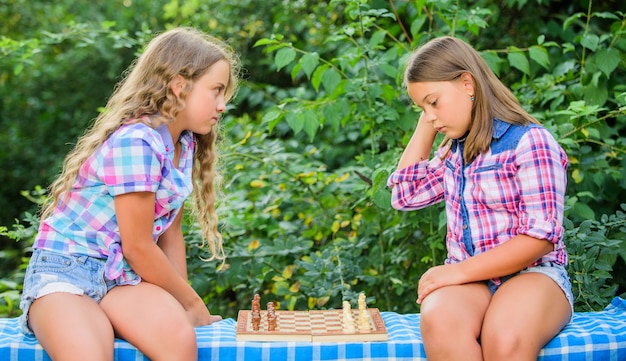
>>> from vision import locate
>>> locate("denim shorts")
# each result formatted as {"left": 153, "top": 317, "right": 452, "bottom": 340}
{"left": 487, "top": 262, "right": 574, "bottom": 314}
{"left": 19, "top": 249, "right": 117, "bottom": 335}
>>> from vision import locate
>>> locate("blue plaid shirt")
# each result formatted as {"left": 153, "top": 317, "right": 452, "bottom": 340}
{"left": 34, "top": 121, "right": 195, "bottom": 285}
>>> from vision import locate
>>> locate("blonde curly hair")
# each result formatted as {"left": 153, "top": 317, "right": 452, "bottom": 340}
{"left": 42, "top": 27, "right": 241, "bottom": 261}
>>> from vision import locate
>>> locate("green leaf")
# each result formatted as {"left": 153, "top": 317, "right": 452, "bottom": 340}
{"left": 583, "top": 82, "right": 608, "bottom": 106}
{"left": 481, "top": 51, "right": 501, "bottom": 76}
{"left": 285, "top": 110, "right": 304, "bottom": 135}
{"left": 321, "top": 68, "right": 341, "bottom": 95}
{"left": 573, "top": 202, "right": 596, "bottom": 221}
{"left": 595, "top": 48, "right": 620, "bottom": 77}
{"left": 261, "top": 109, "right": 283, "bottom": 133}
{"left": 581, "top": 33, "right": 599, "bottom": 51}
{"left": 290, "top": 61, "right": 302, "bottom": 80}
{"left": 507, "top": 51, "right": 529, "bottom": 75}
{"left": 274, "top": 47, "right": 296, "bottom": 71}
{"left": 302, "top": 109, "right": 320, "bottom": 141}
{"left": 369, "top": 30, "right": 386, "bottom": 48}
{"left": 311, "top": 64, "right": 329, "bottom": 92}
{"left": 563, "top": 13, "right": 584, "bottom": 30}
{"left": 253, "top": 38, "right": 276, "bottom": 47}
{"left": 529, "top": 45, "right": 550, "bottom": 70}
{"left": 322, "top": 98, "right": 350, "bottom": 131}
{"left": 300, "top": 52, "right": 320, "bottom": 79}
{"left": 378, "top": 63, "right": 398, "bottom": 79}
{"left": 13, "top": 63, "right": 23, "bottom": 75}
{"left": 373, "top": 188, "right": 391, "bottom": 209}
{"left": 410, "top": 17, "right": 427, "bottom": 38}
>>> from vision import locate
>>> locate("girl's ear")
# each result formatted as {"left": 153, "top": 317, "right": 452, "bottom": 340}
{"left": 170, "top": 75, "right": 186, "bottom": 98}
{"left": 460, "top": 72, "right": 475, "bottom": 95}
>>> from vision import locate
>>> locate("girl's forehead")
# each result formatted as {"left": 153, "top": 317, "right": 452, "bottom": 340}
{"left": 408, "top": 81, "right": 444, "bottom": 97}
{"left": 199, "top": 60, "right": 230, "bottom": 80}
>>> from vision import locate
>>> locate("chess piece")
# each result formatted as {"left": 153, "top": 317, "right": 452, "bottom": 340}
{"left": 251, "top": 294, "right": 261, "bottom": 331}
{"left": 267, "top": 301, "right": 277, "bottom": 331}
{"left": 357, "top": 293, "right": 371, "bottom": 331}
{"left": 342, "top": 300, "right": 356, "bottom": 332}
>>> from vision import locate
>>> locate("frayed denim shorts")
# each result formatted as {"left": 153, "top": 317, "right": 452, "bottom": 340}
{"left": 487, "top": 262, "right": 574, "bottom": 314}
{"left": 19, "top": 249, "right": 116, "bottom": 335}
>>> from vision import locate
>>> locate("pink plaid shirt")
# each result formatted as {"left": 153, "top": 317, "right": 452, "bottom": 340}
{"left": 387, "top": 120, "right": 568, "bottom": 273}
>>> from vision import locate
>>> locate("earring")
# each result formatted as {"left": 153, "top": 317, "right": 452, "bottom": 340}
{"left": 470, "top": 94, "right": 475, "bottom": 102}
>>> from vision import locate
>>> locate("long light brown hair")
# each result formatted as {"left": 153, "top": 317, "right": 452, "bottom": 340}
{"left": 404, "top": 36, "right": 538, "bottom": 163}
{"left": 42, "top": 27, "right": 241, "bottom": 261}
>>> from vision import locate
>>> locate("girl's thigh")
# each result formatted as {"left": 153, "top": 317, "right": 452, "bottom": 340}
{"left": 29, "top": 293, "right": 114, "bottom": 361}
{"left": 100, "top": 282, "right": 197, "bottom": 361}
{"left": 482, "top": 272, "right": 571, "bottom": 352}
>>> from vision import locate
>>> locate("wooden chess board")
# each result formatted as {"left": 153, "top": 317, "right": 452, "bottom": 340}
{"left": 236, "top": 309, "right": 388, "bottom": 342}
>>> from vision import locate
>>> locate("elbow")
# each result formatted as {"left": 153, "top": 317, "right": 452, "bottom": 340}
{"left": 121, "top": 241, "right": 153, "bottom": 266}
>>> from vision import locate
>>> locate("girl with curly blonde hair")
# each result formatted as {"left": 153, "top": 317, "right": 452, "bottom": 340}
{"left": 19, "top": 27, "right": 240, "bottom": 361}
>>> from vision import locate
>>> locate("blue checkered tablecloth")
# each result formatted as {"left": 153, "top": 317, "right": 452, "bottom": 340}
{"left": 1, "top": 297, "right": 625, "bottom": 360}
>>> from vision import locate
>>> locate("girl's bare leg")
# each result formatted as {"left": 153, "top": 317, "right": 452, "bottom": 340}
{"left": 481, "top": 273, "right": 571, "bottom": 361}
{"left": 419, "top": 282, "right": 491, "bottom": 361}
{"left": 100, "top": 282, "right": 198, "bottom": 361}
{"left": 28, "top": 293, "right": 115, "bottom": 361}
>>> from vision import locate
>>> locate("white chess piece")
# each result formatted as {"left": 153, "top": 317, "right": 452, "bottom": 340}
{"left": 357, "top": 293, "right": 371, "bottom": 330}
{"left": 342, "top": 300, "right": 356, "bottom": 332}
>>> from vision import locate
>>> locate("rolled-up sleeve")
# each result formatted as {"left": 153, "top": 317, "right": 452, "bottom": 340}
{"left": 387, "top": 152, "right": 446, "bottom": 210}
{"left": 515, "top": 128, "right": 568, "bottom": 244}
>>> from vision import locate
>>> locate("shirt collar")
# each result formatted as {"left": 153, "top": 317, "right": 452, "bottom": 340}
{"left": 492, "top": 118, "right": 510, "bottom": 140}
{"left": 451, "top": 118, "right": 509, "bottom": 152}
{"left": 155, "top": 124, "right": 194, "bottom": 155}
{"left": 156, "top": 124, "right": 176, "bottom": 155}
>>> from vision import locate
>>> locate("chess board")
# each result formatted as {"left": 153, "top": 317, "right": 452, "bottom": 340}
{"left": 236, "top": 309, "right": 388, "bottom": 342}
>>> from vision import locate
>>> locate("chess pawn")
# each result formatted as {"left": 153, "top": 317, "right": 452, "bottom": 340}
{"left": 342, "top": 300, "right": 356, "bottom": 332}
{"left": 252, "top": 318, "right": 260, "bottom": 330}
{"left": 267, "top": 301, "right": 277, "bottom": 331}
{"left": 357, "top": 293, "right": 371, "bottom": 330}
{"left": 251, "top": 309, "right": 261, "bottom": 331}
{"left": 251, "top": 293, "right": 262, "bottom": 331}
{"left": 252, "top": 294, "right": 261, "bottom": 312}
{"left": 358, "top": 309, "right": 371, "bottom": 330}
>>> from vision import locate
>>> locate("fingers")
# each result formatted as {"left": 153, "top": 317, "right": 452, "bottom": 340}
{"left": 416, "top": 267, "right": 442, "bottom": 304}
{"left": 209, "top": 315, "right": 223, "bottom": 324}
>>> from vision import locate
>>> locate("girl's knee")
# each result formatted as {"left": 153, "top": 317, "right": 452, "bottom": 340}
{"left": 169, "top": 319, "right": 197, "bottom": 347}
{"left": 150, "top": 321, "right": 197, "bottom": 361}
{"left": 481, "top": 314, "right": 547, "bottom": 361}
{"left": 481, "top": 331, "right": 535, "bottom": 361}
{"left": 419, "top": 302, "right": 458, "bottom": 339}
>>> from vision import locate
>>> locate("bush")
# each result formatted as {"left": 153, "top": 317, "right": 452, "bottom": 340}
{"left": 1, "top": 0, "right": 625, "bottom": 319}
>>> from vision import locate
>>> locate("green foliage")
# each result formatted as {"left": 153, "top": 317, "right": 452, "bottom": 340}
{"left": 1, "top": 0, "right": 625, "bottom": 320}
{"left": 211, "top": 0, "right": 626, "bottom": 315}
{"left": 565, "top": 204, "right": 626, "bottom": 311}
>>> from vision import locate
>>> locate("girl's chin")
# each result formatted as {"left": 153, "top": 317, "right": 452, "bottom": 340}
{"left": 450, "top": 130, "right": 470, "bottom": 140}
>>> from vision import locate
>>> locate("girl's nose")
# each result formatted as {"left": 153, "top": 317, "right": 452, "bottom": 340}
{"left": 217, "top": 97, "right": 226, "bottom": 113}
{"left": 421, "top": 111, "right": 434, "bottom": 123}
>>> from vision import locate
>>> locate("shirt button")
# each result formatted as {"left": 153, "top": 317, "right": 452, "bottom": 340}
{"left": 463, "top": 224, "right": 468, "bottom": 230}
